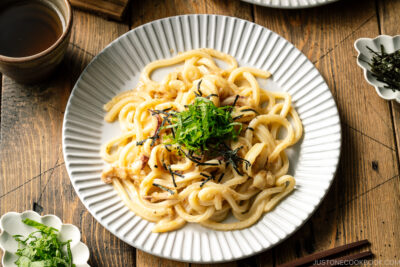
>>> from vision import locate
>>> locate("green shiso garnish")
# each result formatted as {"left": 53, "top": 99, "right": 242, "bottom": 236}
{"left": 166, "top": 97, "right": 242, "bottom": 152}
{"left": 139, "top": 90, "right": 251, "bottom": 180}
{"left": 12, "top": 218, "right": 75, "bottom": 267}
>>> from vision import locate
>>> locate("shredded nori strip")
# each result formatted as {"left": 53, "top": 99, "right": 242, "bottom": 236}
{"left": 189, "top": 150, "right": 202, "bottom": 161}
{"left": 217, "top": 173, "right": 225, "bottom": 182}
{"left": 200, "top": 172, "right": 212, "bottom": 178}
{"left": 149, "top": 109, "right": 174, "bottom": 117}
{"left": 162, "top": 161, "right": 168, "bottom": 170}
{"left": 232, "top": 95, "right": 239, "bottom": 107}
{"left": 177, "top": 147, "right": 202, "bottom": 164}
{"left": 136, "top": 139, "right": 148, "bottom": 146}
{"left": 218, "top": 144, "right": 251, "bottom": 176}
{"left": 177, "top": 146, "right": 219, "bottom": 166}
{"left": 367, "top": 45, "right": 400, "bottom": 91}
{"left": 206, "top": 94, "right": 219, "bottom": 99}
{"left": 152, "top": 183, "right": 175, "bottom": 194}
{"left": 196, "top": 161, "right": 219, "bottom": 166}
{"left": 197, "top": 80, "right": 203, "bottom": 96}
{"left": 233, "top": 114, "right": 244, "bottom": 120}
{"left": 229, "top": 95, "right": 240, "bottom": 113}
{"left": 246, "top": 127, "right": 254, "bottom": 131}
{"left": 241, "top": 108, "right": 259, "bottom": 114}
{"left": 164, "top": 116, "right": 175, "bottom": 138}
{"left": 150, "top": 114, "right": 167, "bottom": 146}
{"left": 200, "top": 173, "right": 215, "bottom": 187}
{"left": 163, "top": 162, "right": 177, "bottom": 188}
{"left": 172, "top": 171, "right": 184, "bottom": 178}
{"left": 137, "top": 109, "right": 174, "bottom": 147}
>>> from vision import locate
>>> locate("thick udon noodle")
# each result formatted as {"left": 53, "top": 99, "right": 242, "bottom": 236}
{"left": 101, "top": 48, "right": 303, "bottom": 232}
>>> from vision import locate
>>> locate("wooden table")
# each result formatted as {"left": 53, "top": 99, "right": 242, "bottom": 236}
{"left": 1, "top": 0, "right": 399, "bottom": 266}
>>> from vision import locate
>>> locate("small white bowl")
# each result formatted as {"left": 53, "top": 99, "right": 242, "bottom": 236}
{"left": 0, "top": 211, "right": 90, "bottom": 267}
{"left": 354, "top": 35, "right": 400, "bottom": 103}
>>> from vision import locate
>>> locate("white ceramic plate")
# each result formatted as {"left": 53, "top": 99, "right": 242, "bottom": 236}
{"left": 0, "top": 211, "right": 90, "bottom": 267}
{"left": 240, "top": 0, "right": 338, "bottom": 9}
{"left": 354, "top": 35, "right": 400, "bottom": 103}
{"left": 62, "top": 15, "right": 341, "bottom": 263}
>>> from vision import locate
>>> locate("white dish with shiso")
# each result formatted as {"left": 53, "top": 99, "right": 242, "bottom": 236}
{"left": 62, "top": 14, "right": 341, "bottom": 263}
{"left": 0, "top": 211, "right": 90, "bottom": 267}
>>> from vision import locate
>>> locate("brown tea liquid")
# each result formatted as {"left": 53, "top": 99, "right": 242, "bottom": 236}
{"left": 0, "top": 0, "right": 63, "bottom": 58}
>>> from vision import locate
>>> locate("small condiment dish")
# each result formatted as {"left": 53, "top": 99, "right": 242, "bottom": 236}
{"left": 354, "top": 35, "right": 400, "bottom": 103}
{"left": 0, "top": 211, "right": 90, "bottom": 267}
{"left": 0, "top": 0, "right": 72, "bottom": 84}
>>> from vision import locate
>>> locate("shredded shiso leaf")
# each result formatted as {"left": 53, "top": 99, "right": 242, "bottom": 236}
{"left": 138, "top": 91, "right": 251, "bottom": 182}
{"left": 166, "top": 97, "right": 242, "bottom": 152}
{"left": 13, "top": 218, "right": 75, "bottom": 267}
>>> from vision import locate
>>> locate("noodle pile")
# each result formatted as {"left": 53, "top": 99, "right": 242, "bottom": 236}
{"left": 101, "top": 48, "right": 303, "bottom": 232}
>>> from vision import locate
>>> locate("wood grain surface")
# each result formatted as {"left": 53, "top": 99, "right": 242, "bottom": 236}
{"left": 377, "top": 0, "right": 400, "bottom": 172}
{"left": 70, "top": 0, "right": 130, "bottom": 20}
{"left": 0, "top": 10, "right": 132, "bottom": 267}
{"left": 1, "top": 0, "right": 399, "bottom": 266}
{"left": 253, "top": 0, "right": 400, "bottom": 265}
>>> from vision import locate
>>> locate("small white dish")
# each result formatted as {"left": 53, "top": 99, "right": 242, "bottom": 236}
{"left": 354, "top": 35, "right": 400, "bottom": 103}
{"left": 0, "top": 211, "right": 90, "bottom": 267}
